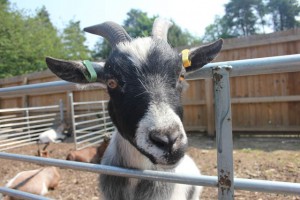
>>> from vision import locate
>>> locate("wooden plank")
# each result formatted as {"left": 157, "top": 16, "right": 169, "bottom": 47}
{"left": 231, "top": 95, "right": 300, "bottom": 104}
{"left": 233, "top": 126, "right": 300, "bottom": 132}
{"left": 184, "top": 126, "right": 207, "bottom": 132}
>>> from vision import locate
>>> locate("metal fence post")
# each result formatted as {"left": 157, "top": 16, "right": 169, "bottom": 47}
{"left": 25, "top": 109, "right": 31, "bottom": 138}
{"left": 213, "top": 65, "right": 234, "bottom": 200}
{"left": 102, "top": 101, "right": 107, "bottom": 134}
{"left": 69, "top": 92, "right": 77, "bottom": 150}
{"left": 59, "top": 99, "right": 64, "bottom": 122}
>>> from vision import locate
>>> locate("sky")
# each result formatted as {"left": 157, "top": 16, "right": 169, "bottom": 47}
{"left": 9, "top": 0, "right": 229, "bottom": 49}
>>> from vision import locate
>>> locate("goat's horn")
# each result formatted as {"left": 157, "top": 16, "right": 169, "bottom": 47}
{"left": 152, "top": 18, "right": 173, "bottom": 41}
{"left": 84, "top": 21, "right": 132, "bottom": 47}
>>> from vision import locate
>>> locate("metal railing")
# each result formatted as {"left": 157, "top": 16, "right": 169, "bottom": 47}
{"left": 69, "top": 93, "right": 114, "bottom": 150}
{"left": 0, "top": 54, "right": 300, "bottom": 199}
{"left": 0, "top": 102, "right": 64, "bottom": 151}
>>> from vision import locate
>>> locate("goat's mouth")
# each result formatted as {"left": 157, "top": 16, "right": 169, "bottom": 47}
{"left": 135, "top": 140, "right": 187, "bottom": 166}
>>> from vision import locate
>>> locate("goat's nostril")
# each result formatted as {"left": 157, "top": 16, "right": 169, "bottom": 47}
{"left": 149, "top": 131, "right": 179, "bottom": 149}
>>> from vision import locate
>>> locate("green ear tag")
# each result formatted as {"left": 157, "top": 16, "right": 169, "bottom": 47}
{"left": 82, "top": 60, "right": 97, "bottom": 82}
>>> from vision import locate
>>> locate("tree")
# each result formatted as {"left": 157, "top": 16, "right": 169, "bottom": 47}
{"left": 267, "top": 0, "right": 300, "bottom": 31}
{"left": 92, "top": 39, "right": 110, "bottom": 61}
{"left": 0, "top": 5, "right": 66, "bottom": 77}
{"left": 224, "top": 0, "right": 266, "bottom": 36}
{"left": 203, "top": 16, "right": 236, "bottom": 42}
{"left": 62, "top": 20, "right": 91, "bottom": 60}
{"left": 123, "top": 9, "right": 155, "bottom": 38}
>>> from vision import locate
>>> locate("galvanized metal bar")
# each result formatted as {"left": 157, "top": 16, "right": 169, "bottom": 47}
{"left": 0, "top": 113, "right": 57, "bottom": 123}
{"left": 76, "top": 131, "right": 106, "bottom": 145}
{"left": 213, "top": 65, "right": 234, "bottom": 199}
{"left": 0, "top": 80, "right": 77, "bottom": 97}
{"left": 69, "top": 92, "right": 77, "bottom": 150}
{"left": 0, "top": 152, "right": 299, "bottom": 195}
{"left": 1, "top": 118, "right": 55, "bottom": 128}
{"left": 187, "top": 54, "right": 300, "bottom": 79}
{"left": 0, "top": 152, "right": 218, "bottom": 187}
{"left": 0, "top": 55, "right": 300, "bottom": 98}
{"left": 74, "top": 111, "right": 106, "bottom": 118}
{"left": 0, "top": 187, "right": 52, "bottom": 200}
{"left": 0, "top": 141, "right": 37, "bottom": 151}
{"left": 25, "top": 110, "right": 31, "bottom": 138}
{"left": 0, "top": 131, "right": 45, "bottom": 144}
{"left": 73, "top": 100, "right": 108, "bottom": 105}
{"left": 77, "top": 139, "right": 105, "bottom": 150}
{"left": 76, "top": 129, "right": 106, "bottom": 140}
{"left": 76, "top": 124, "right": 105, "bottom": 133}
{"left": 102, "top": 101, "right": 107, "bottom": 132}
{"left": 59, "top": 99, "right": 64, "bottom": 122}
{"left": 0, "top": 105, "right": 59, "bottom": 112}
{"left": 74, "top": 117, "right": 109, "bottom": 126}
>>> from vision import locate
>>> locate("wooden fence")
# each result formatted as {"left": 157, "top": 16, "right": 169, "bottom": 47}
{"left": 1, "top": 29, "right": 300, "bottom": 136}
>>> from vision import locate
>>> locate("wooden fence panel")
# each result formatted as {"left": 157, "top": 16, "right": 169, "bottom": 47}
{"left": 1, "top": 29, "right": 300, "bottom": 135}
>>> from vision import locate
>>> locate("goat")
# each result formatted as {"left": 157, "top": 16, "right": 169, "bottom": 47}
{"left": 46, "top": 18, "right": 223, "bottom": 200}
{"left": 38, "top": 122, "right": 68, "bottom": 143}
{"left": 3, "top": 166, "right": 60, "bottom": 200}
{"left": 36, "top": 143, "right": 50, "bottom": 158}
{"left": 66, "top": 137, "right": 110, "bottom": 163}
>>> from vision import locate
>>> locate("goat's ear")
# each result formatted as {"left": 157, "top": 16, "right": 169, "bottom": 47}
{"left": 183, "top": 39, "right": 223, "bottom": 73}
{"left": 46, "top": 57, "right": 105, "bottom": 84}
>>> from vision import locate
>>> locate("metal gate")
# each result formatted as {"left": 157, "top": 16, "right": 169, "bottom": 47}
{"left": 0, "top": 54, "right": 300, "bottom": 200}
{"left": 69, "top": 93, "right": 114, "bottom": 150}
{"left": 0, "top": 101, "right": 64, "bottom": 151}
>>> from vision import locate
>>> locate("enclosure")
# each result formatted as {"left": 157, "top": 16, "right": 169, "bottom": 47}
{"left": 0, "top": 30, "right": 300, "bottom": 200}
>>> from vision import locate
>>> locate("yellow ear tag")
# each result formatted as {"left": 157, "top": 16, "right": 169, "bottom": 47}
{"left": 181, "top": 49, "right": 191, "bottom": 68}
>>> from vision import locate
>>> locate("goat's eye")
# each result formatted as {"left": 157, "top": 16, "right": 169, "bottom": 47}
{"left": 107, "top": 79, "right": 118, "bottom": 89}
{"left": 178, "top": 74, "right": 185, "bottom": 82}
{"left": 178, "top": 72, "right": 185, "bottom": 82}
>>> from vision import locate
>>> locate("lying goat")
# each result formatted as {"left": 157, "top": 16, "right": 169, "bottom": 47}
{"left": 46, "top": 18, "right": 222, "bottom": 200}
{"left": 66, "top": 137, "right": 110, "bottom": 163}
{"left": 38, "top": 122, "right": 67, "bottom": 143}
{"left": 4, "top": 167, "right": 60, "bottom": 200}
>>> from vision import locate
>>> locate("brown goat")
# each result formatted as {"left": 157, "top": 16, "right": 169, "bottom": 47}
{"left": 3, "top": 167, "right": 60, "bottom": 200}
{"left": 36, "top": 143, "right": 50, "bottom": 158}
{"left": 66, "top": 138, "right": 110, "bottom": 163}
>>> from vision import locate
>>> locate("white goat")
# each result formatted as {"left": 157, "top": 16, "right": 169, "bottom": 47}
{"left": 38, "top": 122, "right": 67, "bottom": 143}
{"left": 3, "top": 166, "right": 60, "bottom": 200}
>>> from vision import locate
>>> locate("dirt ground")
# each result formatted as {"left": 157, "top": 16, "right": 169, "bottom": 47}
{"left": 0, "top": 134, "right": 299, "bottom": 200}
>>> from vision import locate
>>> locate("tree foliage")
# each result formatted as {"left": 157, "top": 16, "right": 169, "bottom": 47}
{"left": 203, "top": 0, "right": 300, "bottom": 42}
{"left": 0, "top": 2, "right": 90, "bottom": 78}
{"left": 62, "top": 20, "right": 91, "bottom": 60}
{"left": 267, "top": 0, "right": 300, "bottom": 31}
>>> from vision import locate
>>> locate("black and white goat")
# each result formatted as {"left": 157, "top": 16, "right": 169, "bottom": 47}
{"left": 46, "top": 18, "right": 222, "bottom": 200}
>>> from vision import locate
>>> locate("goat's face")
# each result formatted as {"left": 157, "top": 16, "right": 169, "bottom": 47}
{"left": 46, "top": 19, "right": 223, "bottom": 167}
{"left": 106, "top": 38, "right": 187, "bottom": 165}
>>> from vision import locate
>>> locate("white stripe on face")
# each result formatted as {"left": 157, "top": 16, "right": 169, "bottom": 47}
{"left": 135, "top": 102, "right": 187, "bottom": 165}
{"left": 117, "top": 37, "right": 152, "bottom": 67}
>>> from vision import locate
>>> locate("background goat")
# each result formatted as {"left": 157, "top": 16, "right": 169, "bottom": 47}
{"left": 66, "top": 137, "right": 110, "bottom": 163}
{"left": 38, "top": 122, "right": 68, "bottom": 144}
{"left": 3, "top": 166, "right": 60, "bottom": 200}
{"left": 46, "top": 18, "right": 222, "bottom": 200}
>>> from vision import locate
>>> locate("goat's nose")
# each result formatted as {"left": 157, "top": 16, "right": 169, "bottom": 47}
{"left": 149, "top": 131, "right": 181, "bottom": 150}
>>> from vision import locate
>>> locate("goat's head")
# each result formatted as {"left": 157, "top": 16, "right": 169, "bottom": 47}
{"left": 46, "top": 18, "right": 222, "bottom": 167}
